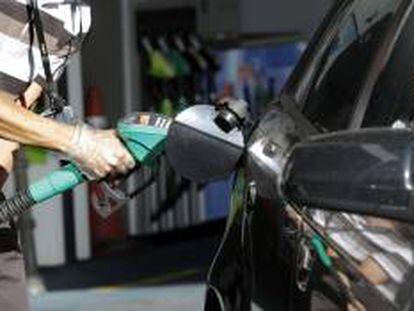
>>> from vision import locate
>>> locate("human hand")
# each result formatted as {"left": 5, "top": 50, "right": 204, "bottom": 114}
{"left": 67, "top": 124, "right": 135, "bottom": 180}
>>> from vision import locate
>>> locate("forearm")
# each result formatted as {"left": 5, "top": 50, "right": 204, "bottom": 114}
{"left": 0, "top": 92, "right": 74, "bottom": 153}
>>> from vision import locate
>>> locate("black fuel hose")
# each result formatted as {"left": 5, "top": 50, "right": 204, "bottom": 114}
{"left": 0, "top": 190, "right": 36, "bottom": 223}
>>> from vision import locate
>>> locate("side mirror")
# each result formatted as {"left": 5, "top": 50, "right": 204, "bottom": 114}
{"left": 283, "top": 128, "right": 414, "bottom": 223}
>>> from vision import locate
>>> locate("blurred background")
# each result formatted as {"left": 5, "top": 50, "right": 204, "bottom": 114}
{"left": 3, "top": 0, "right": 332, "bottom": 310}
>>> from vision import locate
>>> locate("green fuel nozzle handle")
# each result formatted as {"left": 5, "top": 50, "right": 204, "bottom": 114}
{"left": 0, "top": 163, "right": 85, "bottom": 223}
{"left": 0, "top": 112, "right": 171, "bottom": 224}
{"left": 29, "top": 163, "right": 85, "bottom": 202}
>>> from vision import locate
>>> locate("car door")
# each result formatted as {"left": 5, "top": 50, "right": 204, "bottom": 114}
{"left": 285, "top": 0, "right": 414, "bottom": 309}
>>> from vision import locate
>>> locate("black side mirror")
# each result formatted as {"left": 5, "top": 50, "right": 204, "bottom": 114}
{"left": 283, "top": 128, "right": 414, "bottom": 223}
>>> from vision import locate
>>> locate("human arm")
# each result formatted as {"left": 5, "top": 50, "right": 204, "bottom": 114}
{"left": 0, "top": 88, "right": 135, "bottom": 179}
{"left": 0, "top": 83, "right": 44, "bottom": 187}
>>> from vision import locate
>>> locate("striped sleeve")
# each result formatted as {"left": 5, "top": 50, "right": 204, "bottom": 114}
{"left": 0, "top": 0, "right": 91, "bottom": 95}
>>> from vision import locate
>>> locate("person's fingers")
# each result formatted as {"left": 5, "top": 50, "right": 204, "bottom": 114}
{"left": 116, "top": 162, "right": 129, "bottom": 175}
{"left": 96, "top": 160, "right": 112, "bottom": 179}
{"left": 67, "top": 124, "right": 136, "bottom": 180}
{"left": 15, "top": 82, "right": 43, "bottom": 109}
{"left": 115, "top": 147, "right": 135, "bottom": 170}
{"left": 83, "top": 159, "right": 105, "bottom": 180}
{"left": 123, "top": 150, "right": 136, "bottom": 170}
{"left": 104, "top": 130, "right": 136, "bottom": 171}
{"left": 108, "top": 155, "right": 131, "bottom": 176}
{"left": 23, "top": 82, "right": 43, "bottom": 109}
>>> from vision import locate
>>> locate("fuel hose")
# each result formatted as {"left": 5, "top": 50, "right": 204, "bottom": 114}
{"left": 0, "top": 163, "right": 85, "bottom": 223}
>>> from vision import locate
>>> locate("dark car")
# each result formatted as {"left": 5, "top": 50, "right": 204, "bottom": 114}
{"left": 204, "top": 0, "right": 414, "bottom": 310}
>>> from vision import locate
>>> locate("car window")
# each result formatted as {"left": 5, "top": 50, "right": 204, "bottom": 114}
{"left": 363, "top": 5, "right": 414, "bottom": 127}
{"left": 302, "top": 0, "right": 402, "bottom": 131}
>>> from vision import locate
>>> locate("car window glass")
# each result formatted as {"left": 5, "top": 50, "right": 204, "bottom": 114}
{"left": 363, "top": 5, "right": 414, "bottom": 127}
{"left": 303, "top": 0, "right": 401, "bottom": 131}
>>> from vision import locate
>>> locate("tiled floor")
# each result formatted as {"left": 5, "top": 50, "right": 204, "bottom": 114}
{"left": 31, "top": 283, "right": 205, "bottom": 311}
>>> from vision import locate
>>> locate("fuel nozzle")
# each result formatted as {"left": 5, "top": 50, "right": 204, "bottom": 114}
{"left": 214, "top": 98, "right": 249, "bottom": 133}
